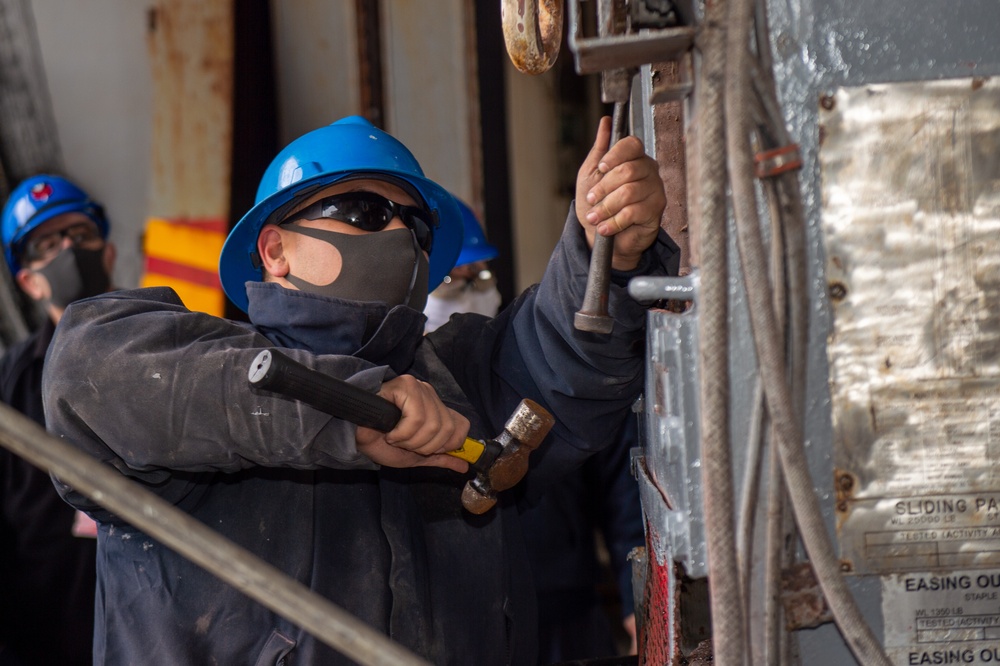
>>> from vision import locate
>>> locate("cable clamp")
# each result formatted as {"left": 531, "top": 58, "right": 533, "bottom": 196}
{"left": 754, "top": 143, "right": 802, "bottom": 179}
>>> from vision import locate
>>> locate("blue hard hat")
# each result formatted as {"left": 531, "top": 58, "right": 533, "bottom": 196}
{"left": 455, "top": 198, "right": 499, "bottom": 266}
{"left": 1, "top": 174, "right": 108, "bottom": 275}
{"left": 219, "top": 116, "right": 464, "bottom": 312}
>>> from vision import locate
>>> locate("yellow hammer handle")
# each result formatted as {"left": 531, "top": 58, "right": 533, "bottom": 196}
{"left": 447, "top": 438, "right": 485, "bottom": 463}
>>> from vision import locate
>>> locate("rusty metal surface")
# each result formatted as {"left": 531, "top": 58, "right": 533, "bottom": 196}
{"left": 146, "top": 0, "right": 233, "bottom": 220}
{"left": 596, "top": 0, "right": 631, "bottom": 103}
{"left": 500, "top": 0, "right": 562, "bottom": 75}
{"left": 781, "top": 561, "right": 834, "bottom": 630}
{"left": 647, "top": 63, "right": 690, "bottom": 273}
{"left": 821, "top": 77, "right": 1000, "bottom": 575}
{"left": 566, "top": 0, "right": 694, "bottom": 76}
{"left": 649, "top": 54, "right": 692, "bottom": 105}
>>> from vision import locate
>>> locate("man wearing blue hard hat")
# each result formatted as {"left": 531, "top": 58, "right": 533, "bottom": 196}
{"left": 42, "top": 115, "right": 680, "bottom": 665}
{"left": 424, "top": 197, "right": 502, "bottom": 333}
{"left": 0, "top": 174, "right": 115, "bottom": 665}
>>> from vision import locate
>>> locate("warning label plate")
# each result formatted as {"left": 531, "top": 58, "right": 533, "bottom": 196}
{"left": 821, "top": 78, "right": 1000, "bottom": 574}
{"left": 883, "top": 570, "right": 1000, "bottom": 665}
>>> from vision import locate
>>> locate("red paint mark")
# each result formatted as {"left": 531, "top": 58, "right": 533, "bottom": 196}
{"left": 640, "top": 525, "right": 678, "bottom": 664}
{"left": 144, "top": 256, "right": 221, "bottom": 288}
{"left": 162, "top": 217, "right": 228, "bottom": 233}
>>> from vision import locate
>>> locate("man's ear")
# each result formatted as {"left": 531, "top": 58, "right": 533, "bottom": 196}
{"left": 257, "top": 224, "right": 289, "bottom": 278}
{"left": 15, "top": 268, "right": 47, "bottom": 302}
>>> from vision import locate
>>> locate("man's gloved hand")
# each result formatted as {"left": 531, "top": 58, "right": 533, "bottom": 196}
{"left": 575, "top": 115, "right": 667, "bottom": 272}
{"left": 355, "top": 374, "right": 471, "bottom": 473}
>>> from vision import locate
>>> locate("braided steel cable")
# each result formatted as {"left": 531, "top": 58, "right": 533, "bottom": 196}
{"left": 694, "top": 0, "right": 749, "bottom": 662}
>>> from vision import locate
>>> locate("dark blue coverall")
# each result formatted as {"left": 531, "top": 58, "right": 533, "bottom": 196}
{"left": 0, "top": 319, "right": 96, "bottom": 666}
{"left": 43, "top": 213, "right": 679, "bottom": 665}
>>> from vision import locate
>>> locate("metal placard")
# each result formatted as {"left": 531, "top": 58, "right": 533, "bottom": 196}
{"left": 882, "top": 571, "right": 1000, "bottom": 665}
{"left": 821, "top": 77, "right": 1000, "bottom": 575}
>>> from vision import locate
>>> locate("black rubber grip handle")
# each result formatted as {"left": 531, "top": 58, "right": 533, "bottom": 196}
{"left": 248, "top": 349, "right": 401, "bottom": 432}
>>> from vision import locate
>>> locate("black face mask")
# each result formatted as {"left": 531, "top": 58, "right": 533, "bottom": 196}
{"left": 282, "top": 227, "right": 430, "bottom": 310}
{"left": 34, "top": 246, "right": 111, "bottom": 309}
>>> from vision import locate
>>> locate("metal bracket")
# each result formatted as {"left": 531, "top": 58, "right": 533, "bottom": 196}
{"left": 567, "top": 0, "right": 696, "bottom": 79}
{"left": 629, "top": 273, "right": 707, "bottom": 579}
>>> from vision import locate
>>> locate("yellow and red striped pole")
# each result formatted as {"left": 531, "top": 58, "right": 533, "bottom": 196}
{"left": 141, "top": 0, "right": 233, "bottom": 316}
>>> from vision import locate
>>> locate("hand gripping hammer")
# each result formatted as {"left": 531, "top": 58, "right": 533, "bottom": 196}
{"left": 247, "top": 349, "right": 554, "bottom": 514}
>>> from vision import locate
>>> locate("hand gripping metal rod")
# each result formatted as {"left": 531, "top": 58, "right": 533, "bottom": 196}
{"left": 0, "top": 402, "right": 430, "bottom": 666}
{"left": 574, "top": 100, "right": 629, "bottom": 334}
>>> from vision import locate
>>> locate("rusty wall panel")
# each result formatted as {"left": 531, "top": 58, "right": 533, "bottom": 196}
{"left": 146, "top": 0, "right": 233, "bottom": 220}
{"left": 144, "top": 0, "right": 232, "bottom": 315}
{"left": 821, "top": 77, "right": 1000, "bottom": 576}
{"left": 651, "top": 62, "right": 690, "bottom": 274}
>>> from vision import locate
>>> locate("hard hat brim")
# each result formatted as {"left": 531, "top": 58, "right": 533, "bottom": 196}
{"left": 219, "top": 170, "right": 463, "bottom": 313}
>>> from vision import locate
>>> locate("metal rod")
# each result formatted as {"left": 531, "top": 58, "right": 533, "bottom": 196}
{"left": 574, "top": 100, "right": 629, "bottom": 334}
{"left": 0, "top": 402, "right": 430, "bottom": 666}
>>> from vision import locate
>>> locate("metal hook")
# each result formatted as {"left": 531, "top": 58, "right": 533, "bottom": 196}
{"left": 501, "top": 0, "right": 563, "bottom": 75}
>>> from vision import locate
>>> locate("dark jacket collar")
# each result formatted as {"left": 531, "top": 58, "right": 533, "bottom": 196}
{"left": 245, "top": 281, "right": 425, "bottom": 375}
{"left": 33, "top": 317, "right": 57, "bottom": 361}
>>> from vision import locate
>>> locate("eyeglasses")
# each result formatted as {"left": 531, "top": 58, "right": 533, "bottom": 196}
{"left": 279, "top": 192, "right": 435, "bottom": 253}
{"left": 20, "top": 222, "right": 103, "bottom": 265}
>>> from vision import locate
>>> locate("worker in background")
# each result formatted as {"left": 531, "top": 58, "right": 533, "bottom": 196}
{"left": 424, "top": 199, "right": 644, "bottom": 663}
{"left": 522, "top": 415, "right": 644, "bottom": 663}
{"left": 0, "top": 174, "right": 115, "bottom": 666}
{"left": 423, "top": 197, "right": 501, "bottom": 334}
{"left": 43, "top": 115, "right": 679, "bottom": 665}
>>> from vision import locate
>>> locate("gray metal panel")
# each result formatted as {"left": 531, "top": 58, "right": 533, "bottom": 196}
{"left": 761, "top": 1, "right": 1000, "bottom": 664}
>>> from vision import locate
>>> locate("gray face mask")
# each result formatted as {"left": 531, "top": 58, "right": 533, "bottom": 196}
{"left": 34, "top": 246, "right": 111, "bottom": 309}
{"left": 282, "top": 226, "right": 429, "bottom": 310}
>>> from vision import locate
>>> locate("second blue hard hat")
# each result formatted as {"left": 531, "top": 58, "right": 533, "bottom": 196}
{"left": 455, "top": 198, "right": 499, "bottom": 267}
{"left": 1, "top": 174, "right": 108, "bottom": 275}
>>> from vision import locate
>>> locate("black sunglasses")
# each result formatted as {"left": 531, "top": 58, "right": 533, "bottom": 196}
{"left": 279, "top": 192, "right": 435, "bottom": 253}
{"left": 20, "top": 221, "right": 104, "bottom": 265}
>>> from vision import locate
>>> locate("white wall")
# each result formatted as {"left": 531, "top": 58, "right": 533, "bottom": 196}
{"left": 505, "top": 62, "right": 566, "bottom": 291}
{"left": 382, "top": 0, "right": 476, "bottom": 203}
{"left": 31, "top": 0, "right": 154, "bottom": 289}
{"left": 270, "top": 0, "right": 359, "bottom": 146}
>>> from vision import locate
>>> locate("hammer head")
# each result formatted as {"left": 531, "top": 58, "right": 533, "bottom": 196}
{"left": 461, "top": 399, "right": 555, "bottom": 514}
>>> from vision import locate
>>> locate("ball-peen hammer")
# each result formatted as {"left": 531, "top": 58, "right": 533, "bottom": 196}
{"left": 247, "top": 349, "right": 554, "bottom": 514}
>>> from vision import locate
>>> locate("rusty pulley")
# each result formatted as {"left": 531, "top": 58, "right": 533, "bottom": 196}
{"left": 501, "top": 0, "right": 563, "bottom": 75}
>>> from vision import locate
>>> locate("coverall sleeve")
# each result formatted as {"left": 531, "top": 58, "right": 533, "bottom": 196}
{"left": 589, "top": 415, "right": 645, "bottom": 618}
{"left": 42, "top": 287, "right": 384, "bottom": 488}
